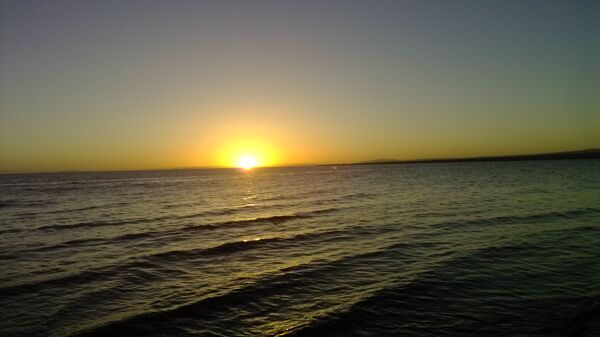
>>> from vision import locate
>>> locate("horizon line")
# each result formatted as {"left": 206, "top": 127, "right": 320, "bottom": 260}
{"left": 1, "top": 148, "right": 599, "bottom": 176}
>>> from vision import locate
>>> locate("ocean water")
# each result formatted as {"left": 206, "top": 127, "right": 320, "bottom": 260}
{"left": 1, "top": 160, "right": 599, "bottom": 337}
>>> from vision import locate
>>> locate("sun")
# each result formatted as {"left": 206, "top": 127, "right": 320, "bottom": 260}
{"left": 237, "top": 155, "right": 258, "bottom": 170}
{"left": 216, "top": 137, "right": 278, "bottom": 169}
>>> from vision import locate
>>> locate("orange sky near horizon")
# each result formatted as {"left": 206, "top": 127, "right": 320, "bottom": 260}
{"left": 1, "top": 1, "right": 598, "bottom": 173}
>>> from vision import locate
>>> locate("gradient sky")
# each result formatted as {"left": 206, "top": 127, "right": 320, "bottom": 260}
{"left": 1, "top": 0, "right": 599, "bottom": 173}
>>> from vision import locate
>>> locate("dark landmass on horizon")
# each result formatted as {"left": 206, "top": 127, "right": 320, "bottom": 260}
{"left": 2, "top": 149, "right": 599, "bottom": 175}
{"left": 333, "top": 149, "right": 600, "bottom": 167}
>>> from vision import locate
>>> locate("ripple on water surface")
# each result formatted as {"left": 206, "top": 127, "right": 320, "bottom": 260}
{"left": 0, "top": 161, "right": 599, "bottom": 337}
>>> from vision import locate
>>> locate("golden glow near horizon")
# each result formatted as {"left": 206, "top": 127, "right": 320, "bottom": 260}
{"left": 215, "top": 137, "right": 280, "bottom": 169}
{"left": 237, "top": 155, "right": 258, "bottom": 170}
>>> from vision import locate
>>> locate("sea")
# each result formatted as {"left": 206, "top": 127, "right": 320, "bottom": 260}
{"left": 1, "top": 160, "right": 599, "bottom": 337}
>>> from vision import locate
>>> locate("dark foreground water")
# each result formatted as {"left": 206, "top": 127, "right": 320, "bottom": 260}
{"left": 1, "top": 160, "right": 599, "bottom": 337}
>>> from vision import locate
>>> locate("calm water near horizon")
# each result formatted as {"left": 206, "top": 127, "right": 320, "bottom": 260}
{"left": 1, "top": 160, "right": 599, "bottom": 337}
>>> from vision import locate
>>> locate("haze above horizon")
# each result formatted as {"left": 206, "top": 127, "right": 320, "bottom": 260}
{"left": 1, "top": 0, "right": 599, "bottom": 173}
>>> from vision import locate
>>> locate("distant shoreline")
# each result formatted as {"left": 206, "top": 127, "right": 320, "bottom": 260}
{"left": 323, "top": 149, "right": 600, "bottom": 167}
{"left": 1, "top": 149, "right": 599, "bottom": 175}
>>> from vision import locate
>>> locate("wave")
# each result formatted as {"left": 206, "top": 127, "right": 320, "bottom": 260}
{"left": 285, "top": 228, "right": 600, "bottom": 337}
{"left": 0, "top": 199, "right": 18, "bottom": 208}
{"left": 20, "top": 184, "right": 89, "bottom": 193}
{"left": 0, "top": 227, "right": 23, "bottom": 235}
{"left": 174, "top": 207, "right": 347, "bottom": 235}
{"left": 0, "top": 209, "right": 351, "bottom": 294}
{"left": 313, "top": 192, "right": 377, "bottom": 205}
{"left": 144, "top": 236, "right": 290, "bottom": 262}
{"left": 0, "top": 231, "right": 155, "bottom": 260}
{"left": 6, "top": 205, "right": 589, "bottom": 266}
{"left": 15, "top": 205, "right": 104, "bottom": 217}
{"left": 0, "top": 198, "right": 60, "bottom": 210}
{"left": 0, "top": 207, "right": 347, "bottom": 260}
{"left": 24, "top": 208, "right": 245, "bottom": 233}
{"left": 32, "top": 217, "right": 163, "bottom": 232}
{"left": 68, "top": 246, "right": 406, "bottom": 337}
{"left": 148, "top": 224, "right": 355, "bottom": 262}
{"left": 21, "top": 202, "right": 341, "bottom": 234}
{"left": 433, "top": 207, "right": 600, "bottom": 230}
{"left": 0, "top": 268, "right": 105, "bottom": 298}
{"left": 257, "top": 189, "right": 329, "bottom": 203}
{"left": 253, "top": 185, "right": 369, "bottom": 204}
{"left": 17, "top": 218, "right": 598, "bottom": 337}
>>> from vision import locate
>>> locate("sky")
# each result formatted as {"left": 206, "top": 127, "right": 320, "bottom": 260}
{"left": 1, "top": 0, "right": 599, "bottom": 173}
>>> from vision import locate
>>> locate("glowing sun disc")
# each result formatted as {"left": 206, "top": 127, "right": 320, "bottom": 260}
{"left": 237, "top": 155, "right": 258, "bottom": 169}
